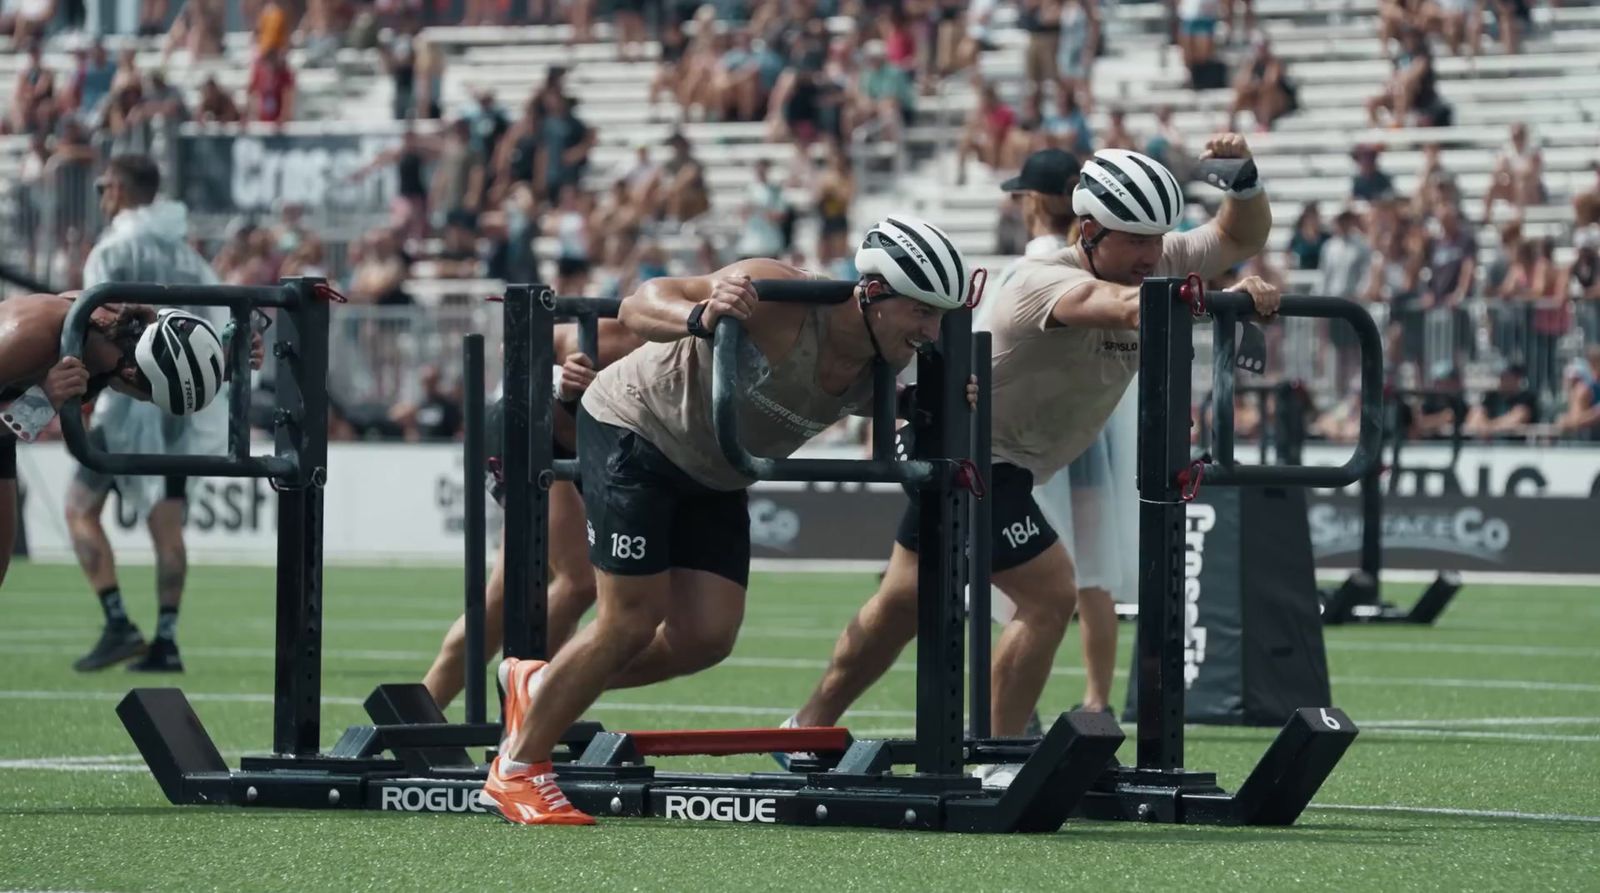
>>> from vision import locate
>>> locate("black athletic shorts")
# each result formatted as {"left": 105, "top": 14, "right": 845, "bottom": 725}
{"left": 577, "top": 405, "right": 750, "bottom": 587}
{"left": 893, "top": 428, "right": 1058, "bottom": 573}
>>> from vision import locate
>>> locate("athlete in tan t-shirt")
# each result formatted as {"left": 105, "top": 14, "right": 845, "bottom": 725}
{"left": 480, "top": 214, "right": 978, "bottom": 826}
{"left": 785, "top": 137, "right": 1283, "bottom": 778}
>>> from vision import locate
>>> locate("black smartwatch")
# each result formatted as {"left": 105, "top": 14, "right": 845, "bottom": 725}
{"left": 686, "top": 301, "right": 713, "bottom": 339}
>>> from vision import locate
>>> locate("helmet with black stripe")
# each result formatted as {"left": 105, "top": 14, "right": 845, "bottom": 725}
{"left": 1072, "top": 149, "right": 1185, "bottom": 236}
{"left": 134, "top": 308, "right": 226, "bottom": 415}
{"left": 854, "top": 214, "right": 972, "bottom": 310}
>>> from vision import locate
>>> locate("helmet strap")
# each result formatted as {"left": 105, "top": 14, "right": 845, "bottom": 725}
{"left": 1079, "top": 219, "right": 1109, "bottom": 280}
{"left": 856, "top": 279, "right": 890, "bottom": 363}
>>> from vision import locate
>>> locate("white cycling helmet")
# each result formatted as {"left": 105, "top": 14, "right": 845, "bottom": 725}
{"left": 1073, "top": 148, "right": 1185, "bottom": 236}
{"left": 854, "top": 214, "right": 972, "bottom": 310}
{"left": 135, "top": 308, "right": 226, "bottom": 415}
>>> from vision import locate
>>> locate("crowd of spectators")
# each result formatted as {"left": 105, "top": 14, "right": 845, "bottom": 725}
{"left": 5, "top": 0, "right": 1598, "bottom": 443}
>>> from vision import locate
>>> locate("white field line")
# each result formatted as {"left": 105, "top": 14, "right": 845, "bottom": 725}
{"left": 1307, "top": 803, "right": 1600, "bottom": 824}
{"left": 1363, "top": 716, "right": 1600, "bottom": 728}
{"left": 4, "top": 684, "right": 1598, "bottom": 747}
{"left": 5, "top": 639, "right": 1599, "bottom": 694}
{"left": 7, "top": 623, "right": 1596, "bottom": 661}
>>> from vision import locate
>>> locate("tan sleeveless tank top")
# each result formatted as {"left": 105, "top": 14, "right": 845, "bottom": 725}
{"left": 582, "top": 305, "right": 874, "bottom": 490}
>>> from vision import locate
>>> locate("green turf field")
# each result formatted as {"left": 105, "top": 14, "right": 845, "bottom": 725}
{"left": 1, "top": 562, "right": 1596, "bottom": 892}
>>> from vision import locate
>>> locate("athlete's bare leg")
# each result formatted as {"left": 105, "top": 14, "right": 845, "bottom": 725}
{"left": 1075, "top": 586, "right": 1118, "bottom": 711}
{"left": 424, "top": 482, "right": 596, "bottom": 708}
{"left": 793, "top": 544, "right": 919, "bottom": 727}
{"left": 605, "top": 567, "right": 745, "bottom": 688}
{"left": 989, "top": 542, "right": 1078, "bottom": 735}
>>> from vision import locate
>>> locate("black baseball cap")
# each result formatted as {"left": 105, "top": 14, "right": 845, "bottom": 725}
{"left": 1000, "top": 149, "right": 1080, "bottom": 196}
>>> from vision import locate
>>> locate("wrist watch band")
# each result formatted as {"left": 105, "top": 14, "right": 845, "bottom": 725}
{"left": 686, "top": 301, "right": 713, "bottom": 339}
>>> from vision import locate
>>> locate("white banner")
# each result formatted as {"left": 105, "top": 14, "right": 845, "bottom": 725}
{"left": 17, "top": 443, "right": 501, "bottom": 566}
{"left": 14, "top": 441, "right": 1600, "bottom": 567}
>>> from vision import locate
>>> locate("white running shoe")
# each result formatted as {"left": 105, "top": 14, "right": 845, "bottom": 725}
{"left": 771, "top": 715, "right": 818, "bottom": 771}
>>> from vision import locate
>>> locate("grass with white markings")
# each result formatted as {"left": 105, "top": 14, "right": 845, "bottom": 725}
{"left": 0, "top": 562, "right": 1597, "bottom": 891}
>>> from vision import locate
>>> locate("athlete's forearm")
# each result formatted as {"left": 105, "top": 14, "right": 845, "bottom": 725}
{"left": 1049, "top": 281, "right": 1141, "bottom": 330}
{"left": 1214, "top": 190, "right": 1273, "bottom": 259}
{"left": 618, "top": 276, "right": 710, "bottom": 342}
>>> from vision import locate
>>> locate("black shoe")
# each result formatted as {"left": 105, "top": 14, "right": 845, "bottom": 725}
{"left": 1070, "top": 703, "right": 1115, "bottom": 716}
{"left": 1023, "top": 710, "right": 1043, "bottom": 737}
{"left": 73, "top": 624, "right": 147, "bottom": 672}
{"left": 126, "top": 639, "right": 184, "bottom": 673}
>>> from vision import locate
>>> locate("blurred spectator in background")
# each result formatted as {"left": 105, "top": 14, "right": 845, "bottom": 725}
{"left": 467, "top": 89, "right": 510, "bottom": 181}
{"left": 1410, "top": 142, "right": 1452, "bottom": 217}
{"left": 715, "top": 28, "right": 767, "bottom": 123}
{"left": 1464, "top": 363, "right": 1537, "bottom": 440}
{"left": 430, "top": 119, "right": 486, "bottom": 223}
{"left": 247, "top": 47, "right": 297, "bottom": 124}
{"left": 1483, "top": 122, "right": 1545, "bottom": 221}
{"left": 433, "top": 209, "right": 486, "bottom": 280}
{"left": 162, "top": 0, "right": 223, "bottom": 62}
{"left": 814, "top": 145, "right": 856, "bottom": 277}
{"left": 1019, "top": 0, "right": 1060, "bottom": 101}
{"left": 1100, "top": 107, "right": 1137, "bottom": 150}
{"left": 7, "top": 40, "right": 52, "bottom": 135}
{"left": 1221, "top": 0, "right": 1255, "bottom": 43}
{"left": 1145, "top": 104, "right": 1189, "bottom": 176}
{"left": 195, "top": 75, "right": 242, "bottom": 123}
{"left": 1228, "top": 37, "right": 1297, "bottom": 132}
{"left": 1425, "top": 201, "right": 1477, "bottom": 308}
{"left": 138, "top": 0, "right": 168, "bottom": 36}
{"left": 955, "top": 81, "right": 1017, "bottom": 185}
{"left": 1042, "top": 85, "right": 1093, "bottom": 156}
{"left": 537, "top": 92, "right": 594, "bottom": 204}
{"left": 1366, "top": 29, "right": 1450, "bottom": 128}
{"left": 1559, "top": 347, "right": 1600, "bottom": 437}
{"left": 1363, "top": 211, "right": 1425, "bottom": 306}
{"left": 1178, "top": 0, "right": 1224, "bottom": 87}
{"left": 0, "top": 0, "right": 57, "bottom": 44}
{"left": 379, "top": 11, "right": 441, "bottom": 121}
{"left": 390, "top": 365, "right": 464, "bottom": 442}
{"left": 656, "top": 132, "right": 710, "bottom": 223}
{"left": 1057, "top": 0, "right": 1099, "bottom": 109}
{"left": 490, "top": 95, "right": 544, "bottom": 206}
{"left": 1494, "top": 232, "right": 1552, "bottom": 300}
{"left": 1288, "top": 203, "right": 1328, "bottom": 270}
{"left": 735, "top": 158, "right": 787, "bottom": 260}
{"left": 349, "top": 124, "right": 435, "bottom": 240}
{"left": 1318, "top": 209, "right": 1374, "bottom": 299}
{"left": 548, "top": 185, "right": 593, "bottom": 296}
{"left": 348, "top": 228, "right": 412, "bottom": 304}
{"left": 1575, "top": 162, "right": 1600, "bottom": 228}
{"left": 1482, "top": 219, "right": 1522, "bottom": 295}
{"left": 855, "top": 40, "right": 916, "bottom": 144}
{"left": 612, "top": 0, "right": 649, "bottom": 63}
{"left": 1563, "top": 227, "right": 1600, "bottom": 300}
{"left": 651, "top": 18, "right": 690, "bottom": 112}
{"left": 256, "top": 0, "right": 290, "bottom": 55}
{"left": 1406, "top": 365, "right": 1469, "bottom": 439}
{"left": 214, "top": 220, "right": 280, "bottom": 285}
{"left": 70, "top": 40, "right": 116, "bottom": 122}
{"left": 1351, "top": 145, "right": 1396, "bottom": 202}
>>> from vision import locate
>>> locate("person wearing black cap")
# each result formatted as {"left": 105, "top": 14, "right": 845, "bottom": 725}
{"left": 997, "top": 148, "right": 1081, "bottom": 287}
{"left": 989, "top": 147, "right": 1134, "bottom": 731}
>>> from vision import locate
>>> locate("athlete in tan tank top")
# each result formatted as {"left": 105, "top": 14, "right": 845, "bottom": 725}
{"left": 482, "top": 215, "right": 977, "bottom": 825}
{"left": 785, "top": 139, "right": 1288, "bottom": 779}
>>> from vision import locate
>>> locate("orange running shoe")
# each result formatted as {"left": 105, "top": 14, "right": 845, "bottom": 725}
{"left": 477, "top": 757, "right": 595, "bottom": 826}
{"left": 496, "top": 657, "right": 548, "bottom": 755}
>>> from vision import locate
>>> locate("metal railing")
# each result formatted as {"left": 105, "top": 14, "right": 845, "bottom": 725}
{"left": 321, "top": 303, "right": 504, "bottom": 410}
{"left": 1188, "top": 296, "right": 1598, "bottom": 409}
